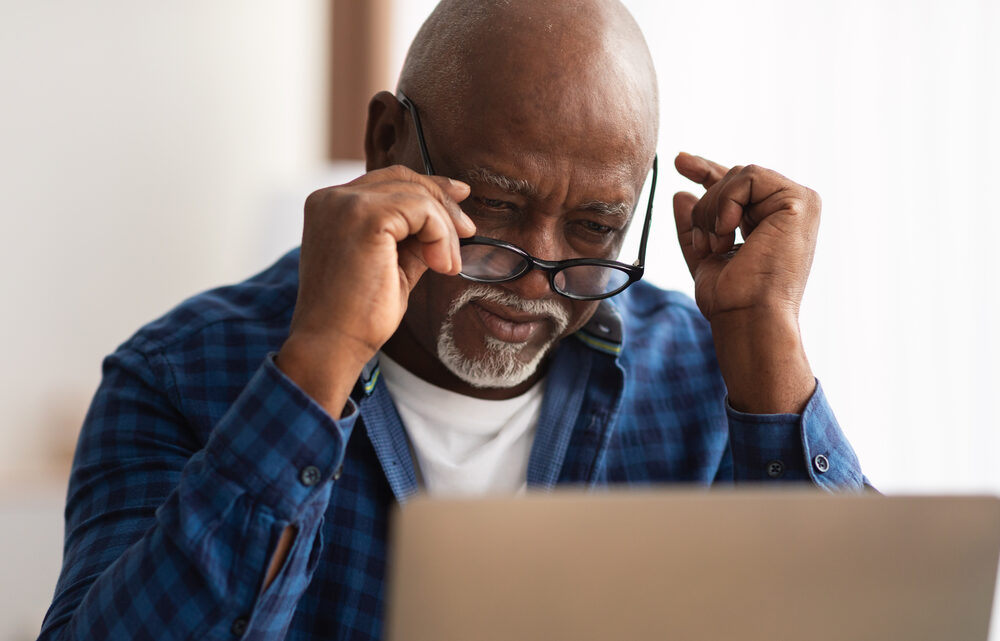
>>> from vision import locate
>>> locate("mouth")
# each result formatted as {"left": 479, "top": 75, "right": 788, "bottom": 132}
{"left": 469, "top": 300, "right": 550, "bottom": 344}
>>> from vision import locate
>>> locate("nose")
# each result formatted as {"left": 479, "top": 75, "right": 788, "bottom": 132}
{"left": 502, "top": 229, "right": 561, "bottom": 300}
{"left": 503, "top": 263, "right": 553, "bottom": 300}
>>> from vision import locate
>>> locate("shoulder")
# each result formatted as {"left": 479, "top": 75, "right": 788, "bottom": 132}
{"left": 77, "top": 249, "right": 301, "bottom": 452}
{"left": 98, "top": 249, "right": 300, "bottom": 431}
{"left": 121, "top": 248, "right": 300, "bottom": 359}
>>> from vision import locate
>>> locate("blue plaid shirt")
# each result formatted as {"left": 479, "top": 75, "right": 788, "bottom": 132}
{"left": 40, "top": 247, "right": 866, "bottom": 641}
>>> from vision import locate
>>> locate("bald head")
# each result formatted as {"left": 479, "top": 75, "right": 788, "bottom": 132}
{"left": 398, "top": 0, "right": 659, "bottom": 161}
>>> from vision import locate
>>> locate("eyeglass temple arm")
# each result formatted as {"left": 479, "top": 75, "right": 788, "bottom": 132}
{"left": 635, "top": 155, "right": 657, "bottom": 268}
{"left": 396, "top": 91, "right": 435, "bottom": 176}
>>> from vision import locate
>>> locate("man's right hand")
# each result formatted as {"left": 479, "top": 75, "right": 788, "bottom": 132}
{"left": 276, "top": 165, "right": 474, "bottom": 416}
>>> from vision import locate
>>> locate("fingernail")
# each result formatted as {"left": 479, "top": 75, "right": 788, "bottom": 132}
{"left": 692, "top": 227, "right": 705, "bottom": 252}
{"left": 709, "top": 232, "right": 719, "bottom": 253}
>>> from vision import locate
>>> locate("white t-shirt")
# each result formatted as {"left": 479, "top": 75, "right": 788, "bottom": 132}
{"left": 378, "top": 352, "right": 544, "bottom": 497}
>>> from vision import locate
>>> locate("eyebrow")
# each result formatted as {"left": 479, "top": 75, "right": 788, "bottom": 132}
{"left": 461, "top": 167, "right": 538, "bottom": 198}
{"left": 461, "top": 166, "right": 632, "bottom": 219}
{"left": 577, "top": 200, "right": 632, "bottom": 220}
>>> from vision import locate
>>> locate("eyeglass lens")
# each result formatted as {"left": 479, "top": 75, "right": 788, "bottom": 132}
{"left": 459, "top": 243, "right": 630, "bottom": 298}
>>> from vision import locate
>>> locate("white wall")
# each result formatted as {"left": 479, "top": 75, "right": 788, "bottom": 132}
{"left": 0, "top": 0, "right": 344, "bottom": 480}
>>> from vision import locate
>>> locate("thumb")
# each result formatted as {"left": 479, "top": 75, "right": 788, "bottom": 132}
{"left": 673, "top": 191, "right": 701, "bottom": 277}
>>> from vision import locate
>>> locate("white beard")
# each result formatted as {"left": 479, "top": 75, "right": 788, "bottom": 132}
{"left": 436, "top": 284, "right": 570, "bottom": 389}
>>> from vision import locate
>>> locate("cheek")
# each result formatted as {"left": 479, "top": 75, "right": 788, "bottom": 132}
{"left": 404, "top": 272, "right": 468, "bottom": 341}
{"left": 565, "top": 300, "right": 600, "bottom": 336}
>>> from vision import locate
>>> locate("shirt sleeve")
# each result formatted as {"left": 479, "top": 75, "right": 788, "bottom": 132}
{"left": 724, "top": 379, "right": 870, "bottom": 490}
{"left": 39, "top": 348, "right": 357, "bottom": 640}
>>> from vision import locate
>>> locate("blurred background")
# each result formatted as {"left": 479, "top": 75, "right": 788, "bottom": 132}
{"left": 1, "top": 0, "right": 997, "bottom": 638}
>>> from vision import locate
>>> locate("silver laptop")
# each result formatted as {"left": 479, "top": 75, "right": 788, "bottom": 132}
{"left": 385, "top": 490, "right": 1000, "bottom": 641}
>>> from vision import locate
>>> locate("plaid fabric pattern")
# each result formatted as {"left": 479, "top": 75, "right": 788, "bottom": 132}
{"left": 40, "top": 248, "right": 865, "bottom": 641}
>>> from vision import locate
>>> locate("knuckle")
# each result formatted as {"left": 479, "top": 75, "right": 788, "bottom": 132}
{"left": 394, "top": 164, "right": 443, "bottom": 194}
{"left": 779, "top": 195, "right": 810, "bottom": 218}
{"left": 306, "top": 186, "right": 372, "bottom": 219}
{"left": 366, "top": 203, "right": 401, "bottom": 234}
{"left": 384, "top": 163, "right": 415, "bottom": 179}
{"left": 784, "top": 188, "right": 822, "bottom": 218}
{"left": 336, "top": 190, "right": 367, "bottom": 215}
{"left": 349, "top": 190, "right": 373, "bottom": 212}
{"left": 304, "top": 188, "right": 327, "bottom": 213}
{"left": 335, "top": 191, "right": 380, "bottom": 230}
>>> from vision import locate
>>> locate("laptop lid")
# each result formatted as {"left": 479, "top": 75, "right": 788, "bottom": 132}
{"left": 385, "top": 490, "right": 1000, "bottom": 641}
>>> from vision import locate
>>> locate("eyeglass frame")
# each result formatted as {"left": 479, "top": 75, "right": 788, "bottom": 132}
{"left": 396, "top": 90, "right": 657, "bottom": 301}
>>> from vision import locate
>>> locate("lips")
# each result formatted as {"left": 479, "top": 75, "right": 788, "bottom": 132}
{"left": 470, "top": 300, "right": 548, "bottom": 344}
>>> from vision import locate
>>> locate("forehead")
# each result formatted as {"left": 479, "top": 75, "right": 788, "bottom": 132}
{"left": 422, "top": 95, "right": 651, "bottom": 204}
{"left": 401, "top": 0, "right": 658, "bottom": 190}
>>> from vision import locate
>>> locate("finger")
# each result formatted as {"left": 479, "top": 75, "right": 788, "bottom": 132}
{"left": 710, "top": 165, "right": 800, "bottom": 238}
{"left": 356, "top": 165, "right": 476, "bottom": 237}
{"left": 359, "top": 180, "right": 464, "bottom": 254}
{"left": 377, "top": 192, "right": 460, "bottom": 275}
{"left": 364, "top": 180, "right": 468, "bottom": 271}
{"left": 672, "top": 191, "right": 704, "bottom": 275}
{"left": 401, "top": 194, "right": 462, "bottom": 275}
{"left": 708, "top": 230, "right": 736, "bottom": 254}
{"left": 393, "top": 168, "right": 476, "bottom": 237}
{"left": 426, "top": 174, "right": 471, "bottom": 202}
{"left": 420, "top": 175, "right": 476, "bottom": 237}
{"left": 674, "top": 152, "right": 731, "bottom": 189}
{"left": 689, "top": 166, "right": 742, "bottom": 254}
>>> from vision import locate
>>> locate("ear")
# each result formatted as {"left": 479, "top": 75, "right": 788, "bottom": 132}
{"left": 364, "top": 91, "right": 405, "bottom": 172}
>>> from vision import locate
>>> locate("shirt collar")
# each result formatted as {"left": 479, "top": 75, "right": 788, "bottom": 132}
{"left": 572, "top": 299, "right": 624, "bottom": 356}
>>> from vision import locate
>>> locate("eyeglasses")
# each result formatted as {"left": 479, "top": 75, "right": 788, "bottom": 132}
{"left": 397, "top": 91, "right": 656, "bottom": 301}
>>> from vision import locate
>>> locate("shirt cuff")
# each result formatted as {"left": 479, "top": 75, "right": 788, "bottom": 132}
{"left": 203, "top": 353, "right": 359, "bottom": 517}
{"left": 726, "top": 379, "right": 864, "bottom": 490}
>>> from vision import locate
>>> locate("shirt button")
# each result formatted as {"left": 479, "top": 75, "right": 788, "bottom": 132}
{"left": 766, "top": 460, "right": 785, "bottom": 478}
{"left": 333, "top": 464, "right": 344, "bottom": 481}
{"left": 813, "top": 454, "right": 831, "bottom": 474}
{"left": 299, "top": 465, "right": 322, "bottom": 487}
{"left": 230, "top": 616, "right": 248, "bottom": 636}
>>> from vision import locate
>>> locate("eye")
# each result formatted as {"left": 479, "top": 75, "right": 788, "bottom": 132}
{"left": 579, "top": 220, "right": 616, "bottom": 235}
{"left": 473, "top": 197, "right": 515, "bottom": 211}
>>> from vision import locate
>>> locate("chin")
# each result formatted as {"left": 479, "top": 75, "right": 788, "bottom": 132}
{"left": 432, "top": 282, "right": 572, "bottom": 389}
{"left": 436, "top": 328, "right": 556, "bottom": 389}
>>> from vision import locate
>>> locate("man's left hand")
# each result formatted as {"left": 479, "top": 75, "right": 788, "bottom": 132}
{"left": 671, "top": 152, "right": 819, "bottom": 414}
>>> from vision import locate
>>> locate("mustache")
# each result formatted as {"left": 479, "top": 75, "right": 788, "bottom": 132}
{"left": 448, "top": 284, "right": 570, "bottom": 333}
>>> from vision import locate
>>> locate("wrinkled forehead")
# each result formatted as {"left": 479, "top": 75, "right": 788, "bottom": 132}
{"left": 425, "top": 100, "right": 653, "bottom": 202}
{"left": 429, "top": 62, "right": 655, "bottom": 182}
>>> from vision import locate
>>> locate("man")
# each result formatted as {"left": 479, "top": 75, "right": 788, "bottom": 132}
{"left": 40, "top": 0, "right": 866, "bottom": 639}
